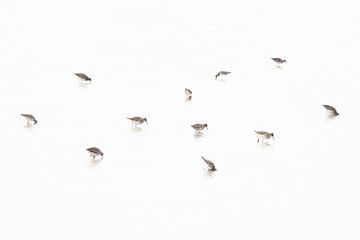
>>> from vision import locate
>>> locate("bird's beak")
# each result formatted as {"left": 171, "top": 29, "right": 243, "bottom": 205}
{"left": 145, "top": 120, "right": 148, "bottom": 125}
{"left": 272, "top": 135, "right": 275, "bottom": 140}
{"left": 206, "top": 126, "right": 208, "bottom": 130}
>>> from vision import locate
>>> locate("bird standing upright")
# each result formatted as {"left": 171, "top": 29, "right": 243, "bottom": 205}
{"left": 191, "top": 123, "right": 208, "bottom": 134}
{"left": 185, "top": 88, "right": 192, "bottom": 100}
{"left": 86, "top": 147, "right": 104, "bottom": 162}
{"left": 128, "top": 117, "right": 148, "bottom": 127}
{"left": 21, "top": 114, "right": 37, "bottom": 126}
{"left": 201, "top": 156, "right": 217, "bottom": 171}
{"left": 215, "top": 71, "right": 231, "bottom": 80}
{"left": 322, "top": 104, "right": 339, "bottom": 116}
{"left": 75, "top": 73, "right": 91, "bottom": 84}
{"left": 271, "top": 58, "right": 286, "bottom": 67}
{"left": 255, "top": 130, "right": 274, "bottom": 143}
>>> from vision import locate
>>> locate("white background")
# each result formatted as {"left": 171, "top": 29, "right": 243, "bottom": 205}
{"left": 1, "top": 0, "right": 360, "bottom": 239}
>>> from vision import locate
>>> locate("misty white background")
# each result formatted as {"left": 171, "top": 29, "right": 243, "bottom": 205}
{"left": 1, "top": 0, "right": 360, "bottom": 239}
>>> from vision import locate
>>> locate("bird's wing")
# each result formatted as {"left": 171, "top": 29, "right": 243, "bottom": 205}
{"left": 128, "top": 117, "right": 141, "bottom": 121}
{"left": 21, "top": 114, "right": 34, "bottom": 119}
{"left": 323, "top": 105, "right": 336, "bottom": 112}
{"left": 272, "top": 58, "right": 284, "bottom": 63}
{"left": 75, "top": 73, "right": 88, "bottom": 79}
{"left": 87, "top": 147, "right": 101, "bottom": 154}
{"left": 255, "top": 131, "right": 268, "bottom": 135}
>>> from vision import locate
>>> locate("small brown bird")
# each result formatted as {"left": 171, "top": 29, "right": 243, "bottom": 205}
{"left": 75, "top": 73, "right": 91, "bottom": 82}
{"left": 255, "top": 130, "right": 274, "bottom": 142}
{"left": 86, "top": 147, "right": 104, "bottom": 161}
{"left": 191, "top": 123, "right": 208, "bottom": 133}
{"left": 215, "top": 71, "right": 231, "bottom": 80}
{"left": 185, "top": 88, "right": 192, "bottom": 100}
{"left": 271, "top": 58, "right": 286, "bottom": 65}
{"left": 21, "top": 114, "right": 37, "bottom": 125}
{"left": 201, "top": 156, "right": 217, "bottom": 171}
{"left": 128, "top": 117, "right": 148, "bottom": 126}
{"left": 322, "top": 104, "right": 339, "bottom": 116}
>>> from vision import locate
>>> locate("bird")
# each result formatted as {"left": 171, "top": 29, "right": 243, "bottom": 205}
{"left": 271, "top": 58, "right": 286, "bottom": 65}
{"left": 322, "top": 104, "right": 339, "bottom": 116}
{"left": 191, "top": 123, "right": 208, "bottom": 133}
{"left": 128, "top": 117, "right": 148, "bottom": 126}
{"left": 215, "top": 71, "right": 231, "bottom": 80}
{"left": 255, "top": 130, "right": 274, "bottom": 142}
{"left": 21, "top": 114, "right": 37, "bottom": 126}
{"left": 86, "top": 147, "right": 104, "bottom": 162}
{"left": 185, "top": 88, "right": 192, "bottom": 100}
{"left": 201, "top": 156, "right": 217, "bottom": 171}
{"left": 74, "top": 73, "right": 91, "bottom": 83}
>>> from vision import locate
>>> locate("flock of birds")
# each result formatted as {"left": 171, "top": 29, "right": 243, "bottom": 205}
{"left": 20, "top": 57, "right": 340, "bottom": 172}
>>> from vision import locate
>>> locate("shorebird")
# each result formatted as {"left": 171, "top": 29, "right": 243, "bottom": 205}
{"left": 75, "top": 73, "right": 91, "bottom": 83}
{"left": 21, "top": 114, "right": 37, "bottom": 126}
{"left": 185, "top": 88, "right": 192, "bottom": 100}
{"left": 215, "top": 71, "right": 231, "bottom": 80}
{"left": 271, "top": 58, "right": 286, "bottom": 66}
{"left": 255, "top": 130, "right": 274, "bottom": 143}
{"left": 128, "top": 117, "right": 148, "bottom": 126}
{"left": 202, "top": 156, "right": 217, "bottom": 171}
{"left": 86, "top": 147, "right": 104, "bottom": 162}
{"left": 191, "top": 123, "right": 208, "bottom": 133}
{"left": 271, "top": 58, "right": 286, "bottom": 67}
{"left": 322, "top": 104, "right": 339, "bottom": 116}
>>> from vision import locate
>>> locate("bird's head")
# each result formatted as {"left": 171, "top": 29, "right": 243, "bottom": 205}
{"left": 205, "top": 124, "right": 208, "bottom": 129}
{"left": 33, "top": 119, "right": 38, "bottom": 125}
{"left": 271, "top": 133, "right": 274, "bottom": 140}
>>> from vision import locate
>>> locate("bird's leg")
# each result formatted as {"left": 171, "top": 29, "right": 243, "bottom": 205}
{"left": 257, "top": 137, "right": 259, "bottom": 142}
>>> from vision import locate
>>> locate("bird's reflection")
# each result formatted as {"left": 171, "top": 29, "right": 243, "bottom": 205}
{"left": 193, "top": 132, "right": 204, "bottom": 138}
{"left": 89, "top": 159, "right": 102, "bottom": 166}
{"left": 23, "top": 124, "right": 36, "bottom": 130}
{"left": 79, "top": 81, "right": 91, "bottom": 87}
{"left": 325, "top": 115, "right": 337, "bottom": 121}
{"left": 203, "top": 169, "right": 216, "bottom": 178}
{"left": 257, "top": 141, "right": 272, "bottom": 148}
{"left": 185, "top": 98, "right": 192, "bottom": 103}
{"left": 131, "top": 126, "right": 143, "bottom": 132}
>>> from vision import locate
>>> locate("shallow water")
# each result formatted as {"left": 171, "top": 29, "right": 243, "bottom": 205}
{"left": 1, "top": 0, "right": 360, "bottom": 239}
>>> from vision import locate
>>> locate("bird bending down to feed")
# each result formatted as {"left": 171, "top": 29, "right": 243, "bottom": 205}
{"left": 75, "top": 73, "right": 91, "bottom": 83}
{"left": 86, "top": 147, "right": 104, "bottom": 162}
{"left": 255, "top": 130, "right": 274, "bottom": 142}
{"left": 215, "top": 71, "right": 231, "bottom": 80}
{"left": 202, "top": 156, "right": 217, "bottom": 171}
{"left": 322, "top": 104, "right": 339, "bottom": 116}
{"left": 128, "top": 117, "right": 148, "bottom": 126}
{"left": 185, "top": 88, "right": 192, "bottom": 100}
{"left": 271, "top": 58, "right": 286, "bottom": 66}
{"left": 21, "top": 114, "right": 37, "bottom": 126}
{"left": 191, "top": 123, "right": 208, "bottom": 133}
